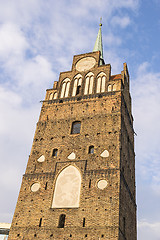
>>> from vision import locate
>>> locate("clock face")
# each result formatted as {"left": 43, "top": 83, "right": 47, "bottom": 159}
{"left": 76, "top": 57, "right": 96, "bottom": 72}
{"left": 52, "top": 165, "right": 81, "bottom": 208}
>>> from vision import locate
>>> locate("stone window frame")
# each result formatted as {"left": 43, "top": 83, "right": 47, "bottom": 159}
{"left": 84, "top": 72, "right": 94, "bottom": 95}
{"left": 96, "top": 72, "right": 107, "bottom": 93}
{"left": 72, "top": 73, "right": 82, "bottom": 96}
{"left": 60, "top": 78, "right": 71, "bottom": 98}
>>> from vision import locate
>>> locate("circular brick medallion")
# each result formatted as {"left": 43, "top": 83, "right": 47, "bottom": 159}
{"left": 97, "top": 180, "right": 108, "bottom": 190}
{"left": 31, "top": 183, "right": 40, "bottom": 192}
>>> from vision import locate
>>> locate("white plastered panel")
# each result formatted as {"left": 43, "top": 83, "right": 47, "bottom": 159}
{"left": 52, "top": 166, "right": 81, "bottom": 208}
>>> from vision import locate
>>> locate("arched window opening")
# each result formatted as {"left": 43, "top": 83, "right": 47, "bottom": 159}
{"left": 96, "top": 72, "right": 106, "bottom": 93}
{"left": 49, "top": 93, "right": 53, "bottom": 100}
{"left": 88, "top": 145, "right": 94, "bottom": 154}
{"left": 58, "top": 214, "right": 66, "bottom": 228}
{"left": 113, "top": 84, "right": 116, "bottom": 91}
{"left": 52, "top": 148, "right": 58, "bottom": 157}
{"left": 72, "top": 74, "right": 82, "bottom": 96}
{"left": 71, "top": 121, "right": 81, "bottom": 134}
{"left": 52, "top": 165, "right": 81, "bottom": 208}
{"left": 39, "top": 218, "right": 42, "bottom": 227}
{"left": 83, "top": 218, "right": 85, "bottom": 227}
{"left": 84, "top": 72, "right": 94, "bottom": 95}
{"left": 108, "top": 84, "right": 112, "bottom": 92}
{"left": 53, "top": 92, "right": 57, "bottom": 99}
{"left": 60, "top": 78, "right": 71, "bottom": 98}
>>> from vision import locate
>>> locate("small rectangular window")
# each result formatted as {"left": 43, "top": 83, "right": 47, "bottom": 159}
{"left": 52, "top": 149, "right": 58, "bottom": 157}
{"left": 58, "top": 214, "right": 66, "bottom": 228}
{"left": 88, "top": 146, "right": 94, "bottom": 154}
{"left": 71, "top": 121, "right": 81, "bottom": 134}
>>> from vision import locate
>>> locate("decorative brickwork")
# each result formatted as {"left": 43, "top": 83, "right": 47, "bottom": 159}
{"left": 8, "top": 51, "right": 137, "bottom": 239}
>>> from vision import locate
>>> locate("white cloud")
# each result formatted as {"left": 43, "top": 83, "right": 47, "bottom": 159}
{"left": 0, "top": 23, "right": 28, "bottom": 61}
{"left": 111, "top": 16, "right": 131, "bottom": 28}
{"left": 132, "top": 62, "right": 160, "bottom": 199}
{"left": 138, "top": 221, "right": 160, "bottom": 240}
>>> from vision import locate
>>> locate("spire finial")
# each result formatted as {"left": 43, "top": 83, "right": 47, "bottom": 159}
{"left": 99, "top": 17, "right": 102, "bottom": 27}
{"left": 93, "top": 19, "right": 104, "bottom": 65}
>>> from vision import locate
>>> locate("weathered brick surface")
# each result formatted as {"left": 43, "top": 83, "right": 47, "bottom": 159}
{"left": 8, "top": 51, "right": 136, "bottom": 240}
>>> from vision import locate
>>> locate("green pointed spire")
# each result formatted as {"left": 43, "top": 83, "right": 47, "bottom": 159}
{"left": 93, "top": 19, "right": 104, "bottom": 65}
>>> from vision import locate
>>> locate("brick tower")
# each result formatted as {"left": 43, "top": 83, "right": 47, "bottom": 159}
{"left": 8, "top": 24, "right": 137, "bottom": 240}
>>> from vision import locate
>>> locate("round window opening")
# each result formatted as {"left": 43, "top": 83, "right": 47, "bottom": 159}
{"left": 97, "top": 180, "right": 108, "bottom": 190}
{"left": 31, "top": 183, "right": 40, "bottom": 192}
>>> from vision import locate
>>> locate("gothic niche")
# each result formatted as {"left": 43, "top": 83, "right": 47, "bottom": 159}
{"left": 52, "top": 165, "right": 81, "bottom": 208}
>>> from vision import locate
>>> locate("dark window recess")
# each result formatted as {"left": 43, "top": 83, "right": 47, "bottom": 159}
{"left": 88, "top": 145, "right": 94, "bottom": 154}
{"left": 76, "top": 85, "right": 81, "bottom": 95}
{"left": 39, "top": 218, "right": 42, "bottom": 227}
{"left": 45, "top": 182, "right": 48, "bottom": 190}
{"left": 123, "top": 217, "right": 126, "bottom": 235}
{"left": 52, "top": 149, "right": 58, "bottom": 157}
{"left": 71, "top": 121, "right": 81, "bottom": 134}
{"left": 89, "top": 179, "right": 91, "bottom": 188}
{"left": 85, "top": 234, "right": 87, "bottom": 237}
{"left": 34, "top": 164, "right": 36, "bottom": 171}
{"left": 58, "top": 214, "right": 66, "bottom": 228}
{"left": 83, "top": 218, "right": 85, "bottom": 227}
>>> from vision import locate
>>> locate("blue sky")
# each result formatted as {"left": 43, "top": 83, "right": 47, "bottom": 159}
{"left": 0, "top": 0, "right": 160, "bottom": 239}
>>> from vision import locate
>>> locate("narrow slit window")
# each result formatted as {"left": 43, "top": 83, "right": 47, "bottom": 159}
{"left": 71, "top": 121, "right": 81, "bottom": 134}
{"left": 52, "top": 149, "right": 58, "bottom": 157}
{"left": 89, "top": 179, "right": 91, "bottom": 188}
{"left": 83, "top": 218, "right": 85, "bottom": 227}
{"left": 39, "top": 218, "right": 42, "bottom": 227}
{"left": 88, "top": 145, "right": 94, "bottom": 154}
{"left": 45, "top": 182, "right": 48, "bottom": 190}
{"left": 58, "top": 214, "right": 66, "bottom": 228}
{"left": 123, "top": 217, "right": 126, "bottom": 235}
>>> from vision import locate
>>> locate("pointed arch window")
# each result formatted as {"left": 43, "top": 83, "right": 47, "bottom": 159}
{"left": 96, "top": 72, "right": 106, "bottom": 93}
{"left": 52, "top": 165, "right": 81, "bottom": 208}
{"left": 88, "top": 145, "right": 94, "bottom": 154}
{"left": 113, "top": 84, "right": 116, "bottom": 91}
{"left": 60, "top": 78, "right": 71, "bottom": 98}
{"left": 53, "top": 92, "right": 57, "bottom": 99}
{"left": 72, "top": 74, "right": 82, "bottom": 96}
{"left": 108, "top": 84, "right": 112, "bottom": 92}
{"left": 84, "top": 72, "right": 94, "bottom": 95}
{"left": 49, "top": 93, "right": 53, "bottom": 100}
